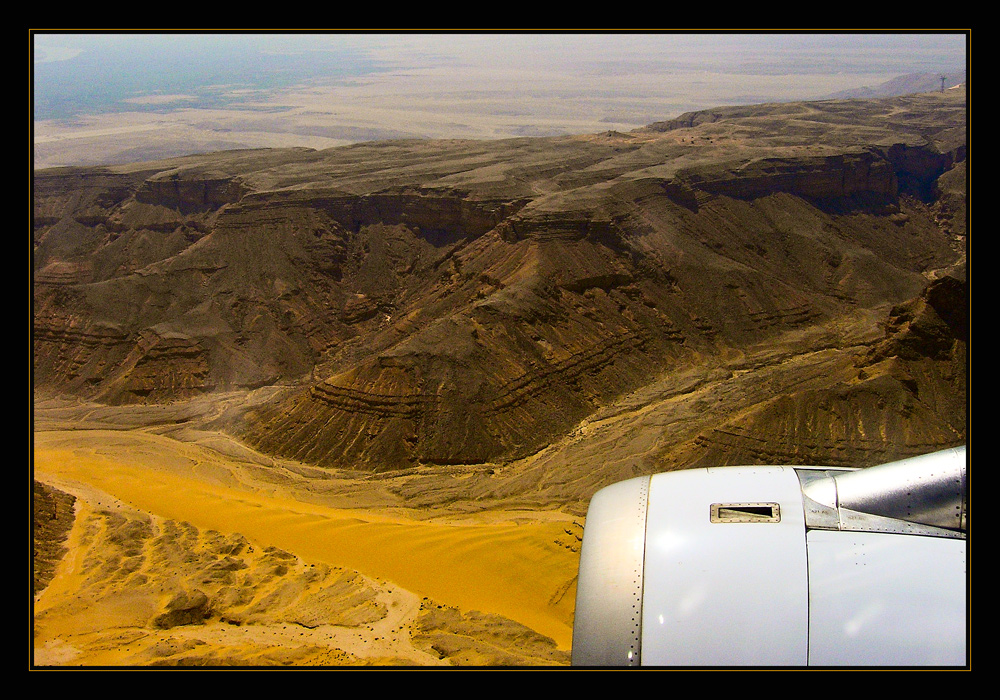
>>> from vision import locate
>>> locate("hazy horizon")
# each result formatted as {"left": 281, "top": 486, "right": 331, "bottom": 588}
{"left": 31, "top": 31, "right": 968, "bottom": 168}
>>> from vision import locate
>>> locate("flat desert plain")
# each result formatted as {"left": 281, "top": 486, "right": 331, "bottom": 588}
{"left": 32, "top": 401, "right": 579, "bottom": 667}
{"left": 33, "top": 35, "right": 910, "bottom": 170}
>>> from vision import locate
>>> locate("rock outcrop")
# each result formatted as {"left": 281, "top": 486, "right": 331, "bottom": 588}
{"left": 33, "top": 90, "right": 967, "bottom": 474}
{"left": 33, "top": 481, "right": 77, "bottom": 597}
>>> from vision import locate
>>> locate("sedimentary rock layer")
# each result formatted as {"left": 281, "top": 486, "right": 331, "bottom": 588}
{"left": 33, "top": 91, "right": 967, "bottom": 471}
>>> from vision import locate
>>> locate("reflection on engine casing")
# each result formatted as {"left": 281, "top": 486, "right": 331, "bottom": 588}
{"left": 571, "top": 447, "right": 967, "bottom": 667}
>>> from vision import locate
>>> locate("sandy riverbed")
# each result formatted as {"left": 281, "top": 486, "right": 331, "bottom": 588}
{"left": 32, "top": 427, "right": 579, "bottom": 667}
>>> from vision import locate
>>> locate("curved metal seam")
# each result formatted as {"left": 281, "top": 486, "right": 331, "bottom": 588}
{"left": 631, "top": 475, "right": 650, "bottom": 666}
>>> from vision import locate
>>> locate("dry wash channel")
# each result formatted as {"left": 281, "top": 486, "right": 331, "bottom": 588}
{"left": 32, "top": 426, "right": 577, "bottom": 666}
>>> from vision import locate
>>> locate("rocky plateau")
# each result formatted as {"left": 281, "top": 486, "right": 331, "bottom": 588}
{"left": 33, "top": 89, "right": 968, "bottom": 506}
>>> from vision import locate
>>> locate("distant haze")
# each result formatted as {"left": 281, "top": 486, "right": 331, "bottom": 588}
{"left": 31, "top": 31, "right": 968, "bottom": 168}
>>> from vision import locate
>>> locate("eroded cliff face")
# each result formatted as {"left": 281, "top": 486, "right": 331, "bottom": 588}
{"left": 659, "top": 260, "right": 968, "bottom": 470}
{"left": 33, "top": 91, "right": 967, "bottom": 474}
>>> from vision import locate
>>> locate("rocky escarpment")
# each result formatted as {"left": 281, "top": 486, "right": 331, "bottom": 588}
{"left": 135, "top": 170, "right": 249, "bottom": 213}
{"left": 236, "top": 172, "right": 961, "bottom": 470}
{"left": 672, "top": 261, "right": 967, "bottom": 470}
{"left": 672, "top": 151, "right": 897, "bottom": 203}
{"left": 650, "top": 145, "right": 961, "bottom": 211}
{"left": 34, "top": 90, "right": 967, "bottom": 473}
{"left": 33, "top": 481, "right": 77, "bottom": 597}
{"left": 34, "top": 172, "right": 532, "bottom": 403}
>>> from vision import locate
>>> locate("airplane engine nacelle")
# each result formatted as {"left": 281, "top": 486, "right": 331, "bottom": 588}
{"left": 571, "top": 447, "right": 967, "bottom": 667}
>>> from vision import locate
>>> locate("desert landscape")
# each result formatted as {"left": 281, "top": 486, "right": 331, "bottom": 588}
{"left": 32, "top": 33, "right": 966, "bottom": 170}
{"left": 33, "top": 418, "right": 578, "bottom": 665}
{"left": 33, "top": 37, "right": 967, "bottom": 666}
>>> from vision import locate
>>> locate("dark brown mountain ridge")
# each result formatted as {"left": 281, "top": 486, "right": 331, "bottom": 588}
{"left": 33, "top": 90, "right": 967, "bottom": 496}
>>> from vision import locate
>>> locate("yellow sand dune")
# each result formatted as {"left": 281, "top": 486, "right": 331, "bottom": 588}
{"left": 33, "top": 430, "right": 579, "bottom": 655}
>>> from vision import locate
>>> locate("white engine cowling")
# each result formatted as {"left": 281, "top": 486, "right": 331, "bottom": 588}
{"left": 571, "top": 447, "right": 967, "bottom": 667}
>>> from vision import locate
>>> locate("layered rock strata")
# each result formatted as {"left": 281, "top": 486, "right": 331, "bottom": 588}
{"left": 33, "top": 91, "right": 968, "bottom": 471}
